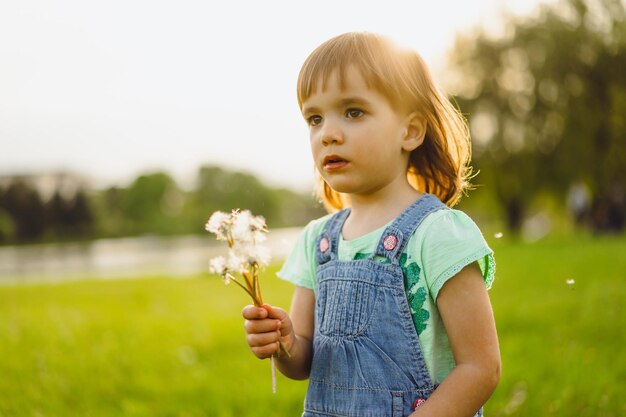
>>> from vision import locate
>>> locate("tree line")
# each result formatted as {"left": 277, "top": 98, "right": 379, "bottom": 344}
{"left": 0, "top": 166, "right": 325, "bottom": 245}
{"left": 3, "top": 0, "right": 626, "bottom": 243}
{"left": 449, "top": 0, "right": 626, "bottom": 233}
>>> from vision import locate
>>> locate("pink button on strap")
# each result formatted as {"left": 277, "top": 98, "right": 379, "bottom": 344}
{"left": 413, "top": 398, "right": 426, "bottom": 410}
{"left": 383, "top": 234, "right": 398, "bottom": 251}
{"left": 319, "top": 237, "right": 330, "bottom": 253}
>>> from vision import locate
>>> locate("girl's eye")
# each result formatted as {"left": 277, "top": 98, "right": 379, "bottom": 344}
{"left": 346, "top": 108, "right": 364, "bottom": 119}
{"left": 307, "top": 115, "right": 322, "bottom": 126}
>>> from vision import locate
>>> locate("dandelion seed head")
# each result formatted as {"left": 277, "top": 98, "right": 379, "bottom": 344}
{"left": 209, "top": 256, "right": 227, "bottom": 275}
{"left": 253, "top": 230, "right": 267, "bottom": 243}
{"left": 494, "top": 232, "right": 504, "bottom": 239}
{"left": 205, "top": 211, "right": 231, "bottom": 240}
{"left": 248, "top": 244, "right": 272, "bottom": 267}
{"left": 231, "top": 242, "right": 271, "bottom": 268}
{"left": 231, "top": 210, "right": 254, "bottom": 242}
{"left": 206, "top": 208, "right": 272, "bottom": 302}
{"left": 227, "top": 252, "right": 247, "bottom": 273}
{"left": 566, "top": 279, "right": 575, "bottom": 285}
{"left": 250, "top": 214, "right": 267, "bottom": 231}
{"left": 231, "top": 210, "right": 268, "bottom": 243}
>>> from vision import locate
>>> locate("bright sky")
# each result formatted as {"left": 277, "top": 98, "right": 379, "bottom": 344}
{"left": 0, "top": 0, "right": 556, "bottom": 192}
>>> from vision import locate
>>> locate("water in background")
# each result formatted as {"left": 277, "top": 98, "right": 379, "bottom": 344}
{"left": 0, "top": 228, "right": 302, "bottom": 285}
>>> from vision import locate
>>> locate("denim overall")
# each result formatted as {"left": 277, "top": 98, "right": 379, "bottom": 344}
{"left": 304, "top": 194, "right": 483, "bottom": 417}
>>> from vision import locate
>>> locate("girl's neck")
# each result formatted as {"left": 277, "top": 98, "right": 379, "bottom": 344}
{"left": 341, "top": 181, "right": 423, "bottom": 241}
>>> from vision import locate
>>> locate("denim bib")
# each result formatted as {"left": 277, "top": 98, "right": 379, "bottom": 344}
{"left": 303, "top": 194, "right": 483, "bottom": 417}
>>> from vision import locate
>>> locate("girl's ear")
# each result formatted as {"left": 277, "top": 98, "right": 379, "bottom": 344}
{"left": 402, "top": 112, "right": 427, "bottom": 152}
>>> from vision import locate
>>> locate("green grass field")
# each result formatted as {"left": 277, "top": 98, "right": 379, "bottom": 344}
{"left": 1, "top": 234, "right": 625, "bottom": 416}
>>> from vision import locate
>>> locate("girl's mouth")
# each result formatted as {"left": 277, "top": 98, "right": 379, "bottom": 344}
{"left": 323, "top": 155, "right": 349, "bottom": 170}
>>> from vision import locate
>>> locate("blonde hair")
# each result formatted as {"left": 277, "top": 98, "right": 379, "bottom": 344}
{"left": 297, "top": 32, "right": 473, "bottom": 210}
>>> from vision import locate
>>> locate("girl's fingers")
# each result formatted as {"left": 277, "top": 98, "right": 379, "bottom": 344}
{"left": 246, "top": 330, "right": 281, "bottom": 348}
{"left": 247, "top": 330, "right": 281, "bottom": 359}
{"left": 242, "top": 305, "right": 268, "bottom": 319}
{"left": 242, "top": 304, "right": 289, "bottom": 359}
{"left": 262, "top": 304, "right": 293, "bottom": 337}
{"left": 262, "top": 304, "right": 288, "bottom": 320}
{"left": 244, "top": 318, "right": 281, "bottom": 334}
{"left": 250, "top": 342, "right": 281, "bottom": 359}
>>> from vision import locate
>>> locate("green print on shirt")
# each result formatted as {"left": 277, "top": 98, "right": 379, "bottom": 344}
{"left": 354, "top": 252, "right": 430, "bottom": 335}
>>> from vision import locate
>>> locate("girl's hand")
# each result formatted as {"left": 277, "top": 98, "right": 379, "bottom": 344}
{"left": 242, "top": 304, "right": 295, "bottom": 359}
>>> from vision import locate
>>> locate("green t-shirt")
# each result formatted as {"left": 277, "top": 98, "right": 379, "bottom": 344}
{"left": 277, "top": 208, "right": 495, "bottom": 384}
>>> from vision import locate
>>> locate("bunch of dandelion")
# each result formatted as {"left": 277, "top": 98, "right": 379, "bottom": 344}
{"left": 205, "top": 209, "right": 289, "bottom": 393}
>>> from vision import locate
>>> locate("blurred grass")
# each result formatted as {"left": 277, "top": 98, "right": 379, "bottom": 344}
{"left": 1, "top": 234, "right": 625, "bottom": 417}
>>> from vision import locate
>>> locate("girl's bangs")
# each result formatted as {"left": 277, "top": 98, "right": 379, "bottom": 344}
{"left": 297, "top": 33, "right": 397, "bottom": 107}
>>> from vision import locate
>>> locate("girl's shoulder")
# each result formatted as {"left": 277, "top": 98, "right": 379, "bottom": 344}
{"left": 415, "top": 207, "right": 486, "bottom": 242}
{"left": 408, "top": 208, "right": 495, "bottom": 299}
{"left": 298, "top": 213, "right": 334, "bottom": 246}
{"left": 277, "top": 214, "right": 333, "bottom": 290}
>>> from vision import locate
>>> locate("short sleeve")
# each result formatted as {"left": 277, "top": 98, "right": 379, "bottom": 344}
{"left": 417, "top": 209, "right": 495, "bottom": 302}
{"left": 276, "top": 215, "right": 330, "bottom": 290}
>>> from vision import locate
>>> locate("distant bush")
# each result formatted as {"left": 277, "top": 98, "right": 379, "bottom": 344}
{"left": 0, "top": 165, "right": 325, "bottom": 245}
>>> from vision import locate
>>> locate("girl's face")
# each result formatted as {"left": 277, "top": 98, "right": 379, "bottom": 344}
{"left": 301, "top": 66, "right": 419, "bottom": 198}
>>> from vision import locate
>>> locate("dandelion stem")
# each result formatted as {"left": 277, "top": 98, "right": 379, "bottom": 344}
{"left": 278, "top": 341, "right": 291, "bottom": 358}
{"left": 252, "top": 264, "right": 263, "bottom": 306}
{"left": 242, "top": 270, "right": 254, "bottom": 294}
{"left": 271, "top": 354, "right": 277, "bottom": 394}
{"left": 224, "top": 273, "right": 261, "bottom": 305}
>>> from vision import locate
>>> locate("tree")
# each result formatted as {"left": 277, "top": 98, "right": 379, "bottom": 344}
{"left": 121, "top": 171, "right": 184, "bottom": 235}
{"left": 0, "top": 180, "right": 46, "bottom": 242}
{"left": 448, "top": 0, "right": 626, "bottom": 232}
{"left": 190, "top": 165, "right": 324, "bottom": 231}
{"left": 45, "top": 189, "right": 94, "bottom": 239}
{"left": 0, "top": 186, "right": 14, "bottom": 243}
{"left": 191, "top": 165, "right": 279, "bottom": 229}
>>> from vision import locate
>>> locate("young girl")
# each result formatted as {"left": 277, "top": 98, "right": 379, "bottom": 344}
{"left": 242, "top": 32, "right": 500, "bottom": 417}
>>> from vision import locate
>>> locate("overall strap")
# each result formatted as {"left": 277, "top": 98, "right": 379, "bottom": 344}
{"left": 372, "top": 194, "right": 448, "bottom": 265}
{"left": 315, "top": 208, "right": 351, "bottom": 265}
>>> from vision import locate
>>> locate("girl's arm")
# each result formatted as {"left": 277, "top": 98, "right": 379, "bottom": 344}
{"left": 242, "top": 285, "right": 315, "bottom": 380}
{"left": 275, "top": 285, "right": 315, "bottom": 379}
{"left": 411, "top": 262, "right": 501, "bottom": 417}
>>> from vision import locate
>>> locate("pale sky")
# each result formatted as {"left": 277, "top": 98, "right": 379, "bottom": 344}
{"left": 0, "top": 0, "right": 556, "bottom": 192}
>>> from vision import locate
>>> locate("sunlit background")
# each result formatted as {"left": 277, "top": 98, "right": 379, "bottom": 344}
{"left": 1, "top": 0, "right": 625, "bottom": 416}
{"left": 1, "top": 0, "right": 559, "bottom": 191}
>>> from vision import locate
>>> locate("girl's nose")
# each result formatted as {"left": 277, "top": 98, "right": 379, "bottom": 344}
{"left": 319, "top": 119, "right": 344, "bottom": 146}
